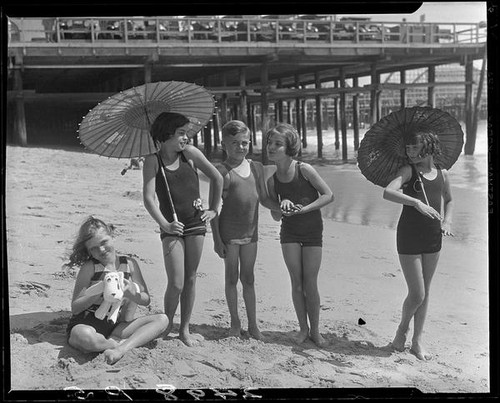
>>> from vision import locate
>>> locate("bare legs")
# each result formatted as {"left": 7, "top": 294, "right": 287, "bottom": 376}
{"left": 224, "top": 243, "right": 262, "bottom": 339}
{"left": 281, "top": 243, "right": 327, "bottom": 347}
{"left": 392, "top": 252, "right": 439, "bottom": 360}
{"left": 68, "top": 314, "right": 168, "bottom": 365}
{"left": 162, "top": 235, "right": 204, "bottom": 346}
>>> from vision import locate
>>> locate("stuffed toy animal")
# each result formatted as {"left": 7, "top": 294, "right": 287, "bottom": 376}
{"left": 84, "top": 271, "right": 140, "bottom": 324}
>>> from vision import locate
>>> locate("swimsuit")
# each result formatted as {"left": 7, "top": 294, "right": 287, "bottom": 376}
{"left": 156, "top": 152, "right": 206, "bottom": 239}
{"left": 66, "top": 256, "right": 131, "bottom": 339}
{"left": 218, "top": 160, "right": 259, "bottom": 245}
{"left": 397, "top": 166, "right": 443, "bottom": 255}
{"left": 273, "top": 162, "right": 323, "bottom": 247}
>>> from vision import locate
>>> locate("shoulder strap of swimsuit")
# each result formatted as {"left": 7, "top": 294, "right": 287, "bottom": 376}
{"left": 118, "top": 256, "right": 131, "bottom": 279}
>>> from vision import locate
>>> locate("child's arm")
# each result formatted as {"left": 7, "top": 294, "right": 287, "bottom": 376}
{"left": 265, "top": 175, "right": 282, "bottom": 221}
{"left": 383, "top": 165, "right": 441, "bottom": 220}
{"left": 71, "top": 261, "right": 103, "bottom": 314}
{"left": 184, "top": 145, "right": 223, "bottom": 223}
{"left": 253, "top": 162, "right": 281, "bottom": 212}
{"left": 142, "top": 154, "right": 184, "bottom": 235}
{"left": 440, "top": 169, "right": 454, "bottom": 235}
{"left": 123, "top": 257, "right": 151, "bottom": 306}
{"left": 209, "top": 164, "right": 229, "bottom": 259}
{"left": 292, "top": 163, "right": 334, "bottom": 214}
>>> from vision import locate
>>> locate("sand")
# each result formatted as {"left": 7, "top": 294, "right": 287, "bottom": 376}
{"left": 5, "top": 144, "right": 490, "bottom": 396}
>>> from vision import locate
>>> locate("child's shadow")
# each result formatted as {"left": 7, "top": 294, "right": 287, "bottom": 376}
{"left": 189, "top": 323, "right": 393, "bottom": 359}
{"left": 9, "top": 311, "right": 95, "bottom": 364}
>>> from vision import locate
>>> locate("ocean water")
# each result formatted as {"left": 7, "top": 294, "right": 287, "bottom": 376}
{"left": 251, "top": 120, "right": 489, "bottom": 248}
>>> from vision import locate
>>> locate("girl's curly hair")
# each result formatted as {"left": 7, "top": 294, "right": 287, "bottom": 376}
{"left": 67, "top": 216, "right": 114, "bottom": 268}
{"left": 406, "top": 130, "right": 442, "bottom": 159}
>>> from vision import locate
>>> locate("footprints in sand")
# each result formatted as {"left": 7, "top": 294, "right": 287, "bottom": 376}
{"left": 15, "top": 280, "right": 51, "bottom": 297}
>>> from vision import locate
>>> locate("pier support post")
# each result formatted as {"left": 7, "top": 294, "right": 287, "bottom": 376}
{"left": 400, "top": 69, "right": 406, "bottom": 108}
{"left": 353, "top": 77, "right": 360, "bottom": 151}
{"left": 261, "top": 63, "right": 270, "bottom": 164}
{"left": 465, "top": 50, "right": 486, "bottom": 155}
{"left": 13, "top": 69, "right": 27, "bottom": 146}
{"left": 239, "top": 67, "right": 248, "bottom": 124}
{"left": 315, "top": 72, "right": 323, "bottom": 159}
{"left": 427, "top": 65, "right": 435, "bottom": 107}
{"left": 334, "top": 81, "right": 340, "bottom": 150}
{"left": 370, "top": 64, "right": 379, "bottom": 125}
{"left": 339, "top": 67, "right": 348, "bottom": 162}
{"left": 464, "top": 56, "right": 474, "bottom": 154}
{"left": 294, "top": 74, "right": 302, "bottom": 138}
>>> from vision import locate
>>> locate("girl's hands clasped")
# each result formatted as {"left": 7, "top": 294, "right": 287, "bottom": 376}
{"left": 280, "top": 199, "right": 303, "bottom": 216}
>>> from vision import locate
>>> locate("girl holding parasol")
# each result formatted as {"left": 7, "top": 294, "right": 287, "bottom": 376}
{"left": 383, "top": 130, "right": 454, "bottom": 360}
{"left": 142, "top": 112, "right": 223, "bottom": 347}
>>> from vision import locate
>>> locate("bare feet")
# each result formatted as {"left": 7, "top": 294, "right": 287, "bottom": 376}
{"left": 163, "top": 320, "right": 174, "bottom": 338}
{"left": 410, "top": 342, "right": 432, "bottom": 361}
{"left": 228, "top": 325, "right": 242, "bottom": 338}
{"left": 294, "top": 328, "right": 309, "bottom": 344}
{"left": 310, "top": 332, "right": 328, "bottom": 348}
{"left": 179, "top": 331, "right": 200, "bottom": 347}
{"left": 390, "top": 329, "right": 407, "bottom": 352}
{"left": 248, "top": 325, "right": 264, "bottom": 341}
{"left": 103, "top": 347, "right": 126, "bottom": 365}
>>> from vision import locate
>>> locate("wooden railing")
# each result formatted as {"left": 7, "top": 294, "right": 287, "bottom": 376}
{"left": 8, "top": 16, "right": 487, "bottom": 46}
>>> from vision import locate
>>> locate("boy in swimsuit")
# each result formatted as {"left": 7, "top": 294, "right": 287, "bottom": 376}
{"left": 210, "top": 120, "right": 279, "bottom": 339}
{"left": 383, "top": 130, "right": 454, "bottom": 360}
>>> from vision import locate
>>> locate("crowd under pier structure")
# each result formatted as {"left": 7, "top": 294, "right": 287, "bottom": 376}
{"left": 7, "top": 16, "right": 487, "bottom": 163}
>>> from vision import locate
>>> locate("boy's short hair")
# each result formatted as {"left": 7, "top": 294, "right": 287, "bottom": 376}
{"left": 266, "top": 123, "right": 301, "bottom": 157}
{"left": 150, "top": 112, "right": 190, "bottom": 143}
{"left": 221, "top": 120, "right": 250, "bottom": 138}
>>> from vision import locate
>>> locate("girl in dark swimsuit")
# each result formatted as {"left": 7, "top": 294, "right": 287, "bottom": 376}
{"left": 265, "top": 123, "right": 334, "bottom": 347}
{"left": 383, "top": 130, "right": 454, "bottom": 360}
{"left": 142, "top": 112, "right": 223, "bottom": 347}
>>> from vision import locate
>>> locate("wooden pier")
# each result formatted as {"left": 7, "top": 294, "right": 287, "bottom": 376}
{"left": 7, "top": 16, "right": 487, "bottom": 162}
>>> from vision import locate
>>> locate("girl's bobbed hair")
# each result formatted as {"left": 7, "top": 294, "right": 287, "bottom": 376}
{"left": 67, "top": 216, "right": 114, "bottom": 268}
{"left": 266, "top": 123, "right": 301, "bottom": 157}
{"left": 150, "top": 112, "right": 190, "bottom": 143}
{"left": 406, "top": 130, "right": 442, "bottom": 159}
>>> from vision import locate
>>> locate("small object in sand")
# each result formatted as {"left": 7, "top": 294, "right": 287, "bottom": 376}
{"left": 358, "top": 318, "right": 366, "bottom": 325}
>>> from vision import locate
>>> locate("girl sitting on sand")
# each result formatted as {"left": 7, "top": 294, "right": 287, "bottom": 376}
{"left": 383, "top": 130, "right": 454, "bottom": 360}
{"left": 66, "top": 216, "right": 168, "bottom": 365}
{"left": 265, "top": 123, "right": 334, "bottom": 347}
{"left": 142, "top": 112, "right": 223, "bottom": 347}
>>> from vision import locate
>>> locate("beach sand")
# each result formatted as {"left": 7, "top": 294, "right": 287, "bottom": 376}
{"left": 5, "top": 145, "right": 489, "bottom": 395}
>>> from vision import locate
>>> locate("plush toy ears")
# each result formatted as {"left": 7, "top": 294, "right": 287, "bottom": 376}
{"left": 118, "top": 271, "right": 125, "bottom": 287}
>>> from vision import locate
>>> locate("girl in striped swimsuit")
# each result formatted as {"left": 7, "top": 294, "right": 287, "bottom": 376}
{"left": 66, "top": 216, "right": 168, "bottom": 365}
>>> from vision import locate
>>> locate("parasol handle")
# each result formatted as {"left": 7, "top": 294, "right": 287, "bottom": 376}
{"left": 157, "top": 154, "right": 179, "bottom": 222}
{"left": 417, "top": 173, "right": 430, "bottom": 206}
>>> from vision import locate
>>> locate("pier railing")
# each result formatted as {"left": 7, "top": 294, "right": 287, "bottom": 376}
{"left": 8, "top": 16, "right": 487, "bottom": 46}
